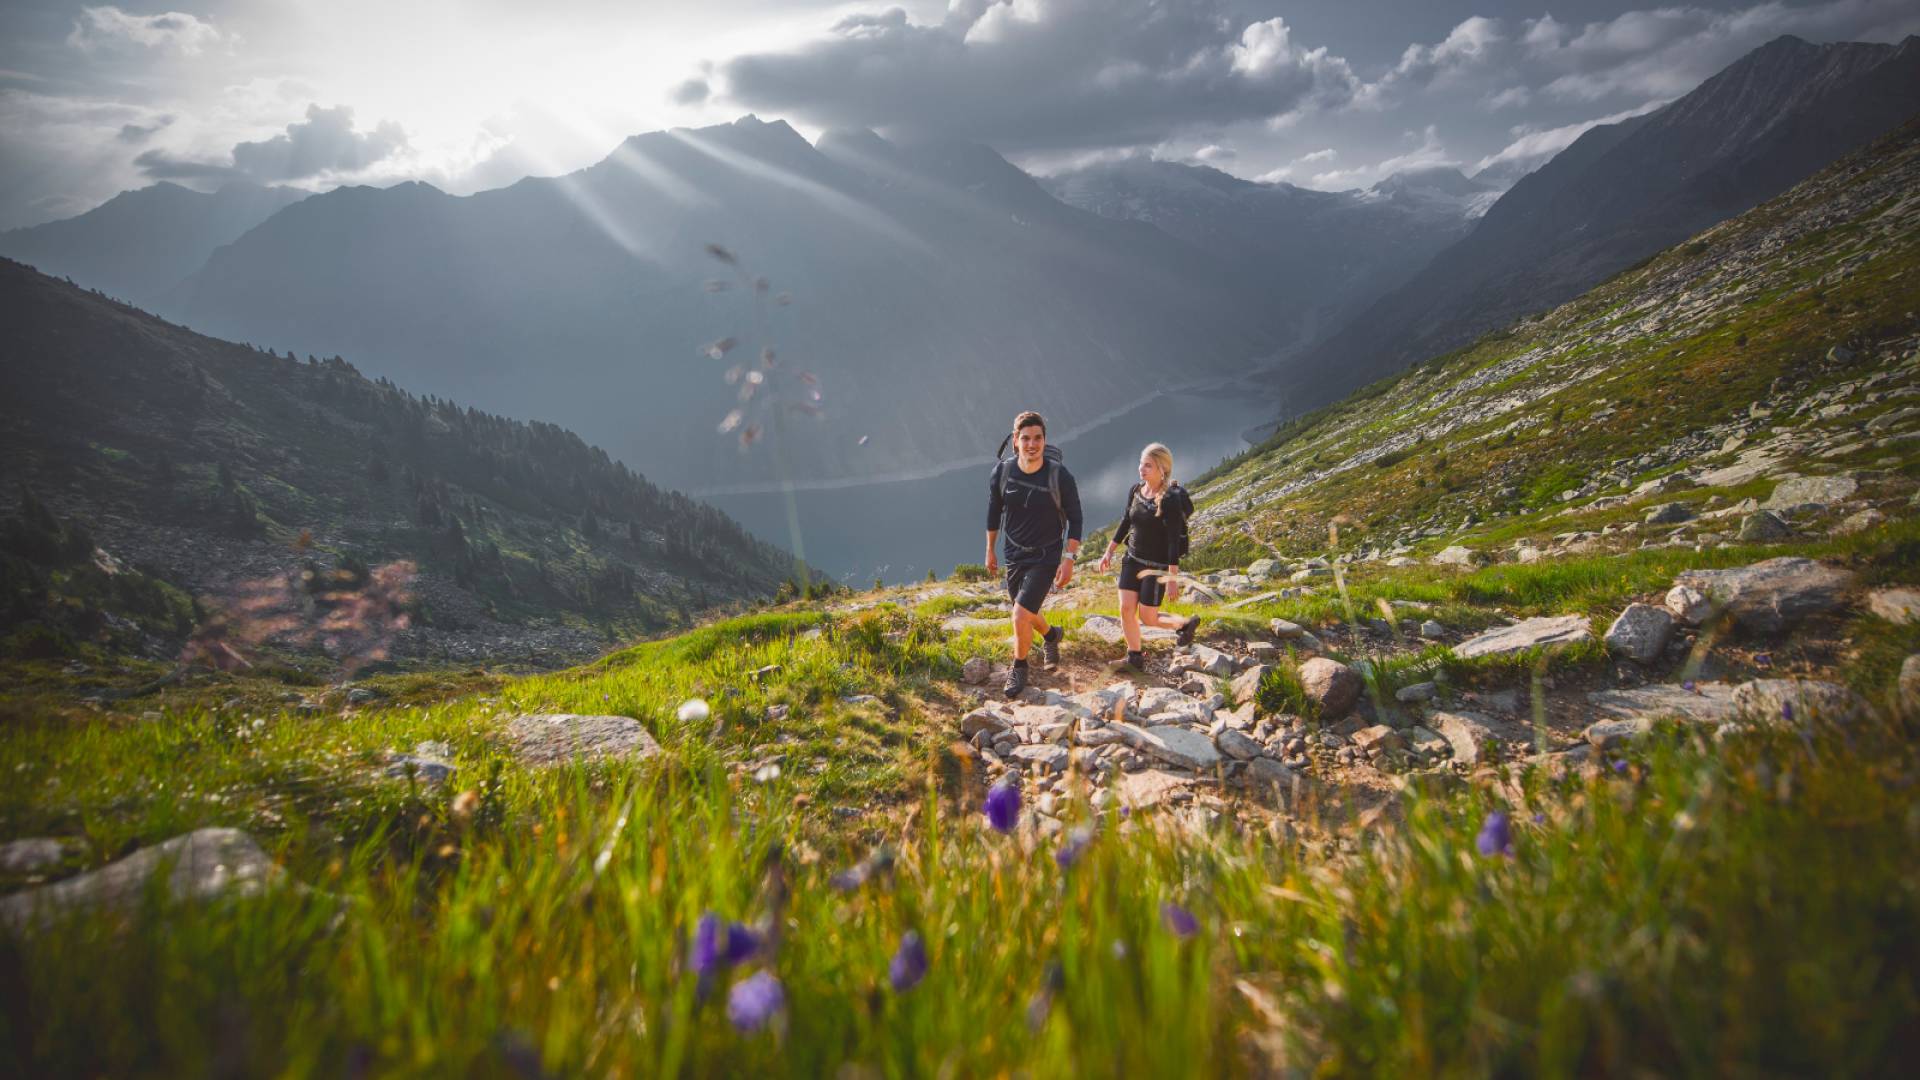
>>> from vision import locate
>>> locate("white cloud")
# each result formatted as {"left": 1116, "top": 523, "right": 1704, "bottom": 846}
{"left": 1193, "top": 143, "right": 1235, "bottom": 163}
{"left": 66, "top": 6, "right": 233, "bottom": 56}
{"left": 1474, "top": 100, "right": 1669, "bottom": 174}
{"left": 1310, "top": 126, "right": 1456, "bottom": 189}
{"left": 136, "top": 103, "right": 408, "bottom": 183}
{"left": 1297, "top": 147, "right": 1336, "bottom": 164}
{"left": 1486, "top": 85, "right": 1531, "bottom": 109}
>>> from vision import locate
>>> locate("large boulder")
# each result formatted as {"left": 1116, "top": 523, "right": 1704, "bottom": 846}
{"left": 1736, "top": 510, "right": 1794, "bottom": 542}
{"left": 1297, "top": 658, "right": 1362, "bottom": 718}
{"left": 1664, "top": 584, "right": 1712, "bottom": 626}
{"left": 0, "top": 828, "right": 280, "bottom": 931}
{"left": 1586, "top": 683, "right": 1736, "bottom": 725}
{"left": 1109, "top": 722, "right": 1223, "bottom": 770}
{"left": 1604, "top": 603, "right": 1674, "bottom": 663}
{"left": 1672, "top": 558, "right": 1855, "bottom": 635}
{"left": 505, "top": 714, "right": 662, "bottom": 767}
{"left": 1431, "top": 546, "right": 1483, "bottom": 568}
{"left": 1229, "top": 664, "right": 1272, "bottom": 706}
{"left": 1187, "top": 644, "right": 1234, "bottom": 678}
{"left": 1730, "top": 679, "right": 1869, "bottom": 729}
{"left": 1763, "top": 474, "right": 1857, "bottom": 512}
{"left": 1453, "top": 615, "right": 1593, "bottom": 659}
{"left": 961, "top": 707, "right": 1011, "bottom": 738}
{"left": 1427, "top": 711, "right": 1508, "bottom": 767}
{"left": 1214, "top": 727, "right": 1264, "bottom": 761}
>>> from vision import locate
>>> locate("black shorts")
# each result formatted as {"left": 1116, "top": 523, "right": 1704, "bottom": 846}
{"left": 1005, "top": 560, "right": 1056, "bottom": 613}
{"left": 1118, "top": 555, "right": 1168, "bottom": 606}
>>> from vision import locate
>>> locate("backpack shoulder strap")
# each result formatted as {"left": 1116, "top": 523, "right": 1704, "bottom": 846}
{"left": 1047, "top": 463, "right": 1063, "bottom": 517}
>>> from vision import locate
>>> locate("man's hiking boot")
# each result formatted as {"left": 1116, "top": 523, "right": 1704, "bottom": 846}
{"left": 1176, "top": 617, "right": 1200, "bottom": 648}
{"left": 1041, "top": 625, "right": 1064, "bottom": 670}
{"left": 1106, "top": 650, "right": 1146, "bottom": 673}
{"left": 1004, "top": 661, "right": 1029, "bottom": 699}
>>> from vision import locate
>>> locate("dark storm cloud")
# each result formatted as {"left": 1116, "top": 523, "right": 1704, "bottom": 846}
{"left": 712, "top": 0, "right": 1361, "bottom": 149}
{"left": 134, "top": 103, "right": 407, "bottom": 182}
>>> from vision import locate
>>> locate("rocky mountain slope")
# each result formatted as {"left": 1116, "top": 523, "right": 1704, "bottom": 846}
{"left": 1040, "top": 159, "right": 1488, "bottom": 344}
{"left": 0, "top": 181, "right": 308, "bottom": 312}
{"left": 158, "top": 117, "right": 1272, "bottom": 492}
{"left": 0, "top": 259, "right": 801, "bottom": 670}
{"left": 1296, "top": 34, "right": 1920, "bottom": 403}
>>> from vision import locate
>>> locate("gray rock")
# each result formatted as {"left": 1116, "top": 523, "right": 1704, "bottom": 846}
{"left": 1835, "top": 509, "right": 1886, "bottom": 535}
{"left": 1298, "top": 657, "right": 1362, "bottom": 718}
{"left": 962, "top": 657, "right": 993, "bottom": 685}
{"left": 1406, "top": 727, "right": 1449, "bottom": 755}
{"left": 1246, "top": 558, "right": 1280, "bottom": 581}
{"left": 1248, "top": 641, "right": 1279, "bottom": 661}
{"left": 1188, "top": 644, "right": 1234, "bottom": 678}
{"left": 1109, "top": 722, "right": 1223, "bottom": 770}
{"left": 1866, "top": 588, "right": 1920, "bottom": 626}
{"left": 1074, "top": 726, "right": 1128, "bottom": 748}
{"left": 1673, "top": 557, "right": 1856, "bottom": 635}
{"left": 1737, "top": 510, "right": 1793, "bottom": 542}
{"left": 345, "top": 688, "right": 379, "bottom": 706}
{"left": 1428, "top": 711, "right": 1507, "bottom": 767}
{"left": 962, "top": 707, "right": 1011, "bottom": 738}
{"left": 0, "top": 838, "right": 76, "bottom": 875}
{"left": 1664, "top": 584, "right": 1713, "bottom": 626}
{"left": 1010, "top": 704, "right": 1075, "bottom": 731}
{"left": 1009, "top": 745, "right": 1070, "bottom": 774}
{"left": 383, "top": 754, "right": 455, "bottom": 784}
{"left": 1243, "top": 757, "right": 1306, "bottom": 796}
{"left": 1731, "top": 679, "right": 1868, "bottom": 729}
{"left": 1395, "top": 681, "right": 1437, "bottom": 703}
{"left": 1419, "top": 619, "right": 1446, "bottom": 639}
{"left": 1586, "top": 717, "right": 1652, "bottom": 750}
{"left": 1269, "top": 618, "right": 1306, "bottom": 638}
{"left": 0, "top": 828, "right": 280, "bottom": 931}
{"left": 1586, "top": 683, "right": 1736, "bottom": 725}
{"left": 1453, "top": 615, "right": 1593, "bottom": 659}
{"left": 1214, "top": 728, "right": 1264, "bottom": 761}
{"left": 1351, "top": 725, "right": 1406, "bottom": 753}
{"left": 1431, "top": 545, "right": 1482, "bottom": 567}
{"left": 1229, "top": 664, "right": 1271, "bottom": 706}
{"left": 1077, "top": 614, "right": 1175, "bottom": 644}
{"left": 1763, "top": 474, "right": 1857, "bottom": 512}
{"left": 504, "top": 713, "right": 663, "bottom": 767}
{"left": 1605, "top": 603, "right": 1674, "bottom": 663}
{"left": 1644, "top": 502, "right": 1695, "bottom": 525}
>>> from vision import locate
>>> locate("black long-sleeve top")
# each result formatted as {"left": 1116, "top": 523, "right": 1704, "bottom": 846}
{"left": 987, "top": 458, "right": 1083, "bottom": 565}
{"left": 1111, "top": 483, "right": 1192, "bottom": 566}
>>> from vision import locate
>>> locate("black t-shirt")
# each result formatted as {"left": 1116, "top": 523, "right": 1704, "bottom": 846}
{"left": 987, "top": 457, "right": 1083, "bottom": 565}
{"left": 1111, "top": 483, "right": 1192, "bottom": 566}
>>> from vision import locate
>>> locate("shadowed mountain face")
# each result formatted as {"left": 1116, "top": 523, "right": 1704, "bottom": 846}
{"left": 0, "top": 182, "right": 309, "bottom": 310}
{"left": 0, "top": 256, "right": 798, "bottom": 658}
{"left": 160, "top": 118, "right": 1275, "bottom": 492}
{"left": 1294, "top": 34, "right": 1920, "bottom": 404}
{"left": 1039, "top": 158, "right": 1488, "bottom": 343}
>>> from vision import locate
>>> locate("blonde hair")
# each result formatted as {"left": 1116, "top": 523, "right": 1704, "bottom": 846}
{"left": 1140, "top": 443, "right": 1175, "bottom": 515}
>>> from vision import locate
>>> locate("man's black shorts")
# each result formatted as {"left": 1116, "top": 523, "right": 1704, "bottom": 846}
{"left": 1005, "top": 560, "right": 1056, "bottom": 613}
{"left": 1118, "top": 554, "right": 1168, "bottom": 606}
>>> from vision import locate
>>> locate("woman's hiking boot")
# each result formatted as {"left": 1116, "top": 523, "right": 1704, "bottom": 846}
{"left": 1041, "top": 625, "right": 1064, "bottom": 669}
{"left": 1176, "top": 616, "right": 1201, "bottom": 648}
{"left": 1105, "top": 649, "right": 1146, "bottom": 673}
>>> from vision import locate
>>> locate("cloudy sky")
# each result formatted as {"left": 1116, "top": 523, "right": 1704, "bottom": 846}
{"left": 2, "top": 0, "right": 1916, "bottom": 229}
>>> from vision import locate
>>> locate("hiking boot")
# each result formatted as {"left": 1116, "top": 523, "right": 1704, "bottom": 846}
{"left": 1106, "top": 650, "right": 1146, "bottom": 673}
{"left": 1041, "top": 625, "right": 1064, "bottom": 669}
{"left": 1176, "top": 616, "right": 1201, "bottom": 648}
{"left": 1003, "top": 661, "right": 1029, "bottom": 699}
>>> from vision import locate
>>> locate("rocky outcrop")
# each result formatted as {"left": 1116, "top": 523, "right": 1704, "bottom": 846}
{"left": 1672, "top": 557, "right": 1855, "bottom": 635}
{"left": 1453, "top": 615, "right": 1593, "bottom": 659}
{"left": 504, "top": 714, "right": 662, "bottom": 767}
{"left": 0, "top": 828, "right": 281, "bottom": 931}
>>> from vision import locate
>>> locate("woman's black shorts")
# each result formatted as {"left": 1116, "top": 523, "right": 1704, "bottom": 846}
{"left": 1118, "top": 555, "right": 1168, "bottom": 606}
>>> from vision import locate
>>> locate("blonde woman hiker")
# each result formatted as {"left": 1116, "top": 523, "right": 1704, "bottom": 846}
{"left": 985, "top": 411, "right": 1083, "bottom": 699}
{"left": 1096, "top": 442, "right": 1198, "bottom": 672}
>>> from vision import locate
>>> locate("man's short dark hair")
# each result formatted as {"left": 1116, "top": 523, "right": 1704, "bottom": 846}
{"left": 1013, "top": 410, "right": 1046, "bottom": 434}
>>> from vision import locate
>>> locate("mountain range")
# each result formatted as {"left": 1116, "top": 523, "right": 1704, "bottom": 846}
{"left": 1292, "top": 34, "right": 1920, "bottom": 404}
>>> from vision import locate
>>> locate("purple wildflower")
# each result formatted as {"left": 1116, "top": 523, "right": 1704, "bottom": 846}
{"left": 727, "top": 971, "right": 785, "bottom": 1032}
{"left": 724, "top": 922, "right": 761, "bottom": 965}
{"left": 1682, "top": 680, "right": 1697, "bottom": 693}
{"left": 1781, "top": 700, "right": 1794, "bottom": 723}
{"left": 1055, "top": 826, "right": 1093, "bottom": 870}
{"left": 889, "top": 930, "right": 928, "bottom": 992}
{"left": 691, "top": 912, "right": 723, "bottom": 976}
{"left": 1476, "top": 811, "right": 1514, "bottom": 857}
{"left": 984, "top": 782, "right": 1020, "bottom": 833}
{"left": 1161, "top": 901, "right": 1199, "bottom": 938}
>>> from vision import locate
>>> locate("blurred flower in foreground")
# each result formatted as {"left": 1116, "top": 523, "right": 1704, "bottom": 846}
{"left": 1027, "top": 960, "right": 1064, "bottom": 1031}
{"left": 727, "top": 971, "right": 785, "bottom": 1032}
{"left": 829, "top": 844, "right": 895, "bottom": 892}
{"left": 984, "top": 782, "right": 1020, "bottom": 833}
{"left": 1055, "top": 826, "right": 1093, "bottom": 871}
{"left": 691, "top": 912, "right": 761, "bottom": 978}
{"left": 677, "top": 699, "right": 711, "bottom": 724}
{"left": 1476, "top": 811, "right": 1513, "bottom": 857}
{"left": 1161, "top": 901, "right": 1199, "bottom": 938}
{"left": 889, "top": 930, "right": 928, "bottom": 992}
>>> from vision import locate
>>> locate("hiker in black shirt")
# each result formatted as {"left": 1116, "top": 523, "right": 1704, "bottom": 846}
{"left": 986, "top": 411, "right": 1083, "bottom": 697}
{"left": 1097, "top": 442, "right": 1198, "bottom": 671}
